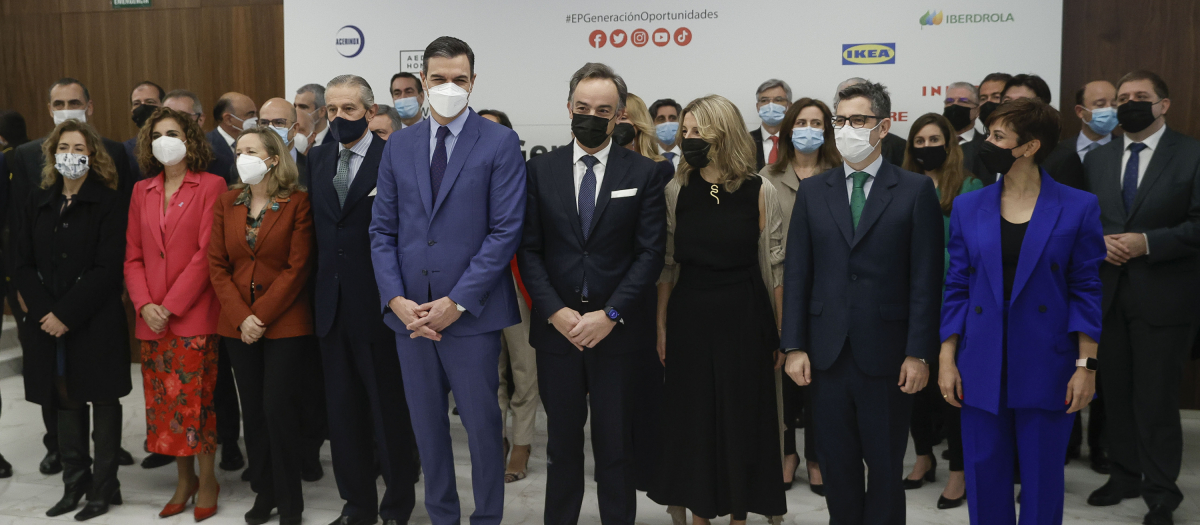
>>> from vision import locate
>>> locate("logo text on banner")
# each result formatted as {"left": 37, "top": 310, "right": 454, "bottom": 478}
{"left": 842, "top": 43, "right": 896, "bottom": 65}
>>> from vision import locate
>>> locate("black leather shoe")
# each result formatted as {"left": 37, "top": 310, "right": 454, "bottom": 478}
{"left": 72, "top": 489, "right": 121, "bottom": 521}
{"left": 303, "top": 458, "right": 324, "bottom": 482}
{"left": 1143, "top": 505, "right": 1174, "bottom": 525}
{"left": 242, "top": 468, "right": 252, "bottom": 482}
{"left": 810, "top": 483, "right": 825, "bottom": 497}
{"left": 937, "top": 494, "right": 966, "bottom": 509}
{"left": 1066, "top": 446, "right": 1081, "bottom": 462}
{"left": 0, "top": 454, "right": 12, "bottom": 478}
{"left": 329, "top": 515, "right": 378, "bottom": 525}
{"left": 1087, "top": 480, "right": 1140, "bottom": 506}
{"left": 903, "top": 456, "right": 937, "bottom": 490}
{"left": 116, "top": 448, "right": 134, "bottom": 466}
{"left": 140, "top": 453, "right": 174, "bottom": 469}
{"left": 220, "top": 444, "right": 245, "bottom": 471}
{"left": 280, "top": 515, "right": 302, "bottom": 525}
{"left": 40, "top": 450, "right": 62, "bottom": 475}
{"left": 1090, "top": 450, "right": 1111, "bottom": 475}
{"left": 244, "top": 495, "right": 275, "bottom": 525}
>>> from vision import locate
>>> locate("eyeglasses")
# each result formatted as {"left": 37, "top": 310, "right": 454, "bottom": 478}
{"left": 944, "top": 97, "right": 978, "bottom": 107}
{"left": 257, "top": 118, "right": 293, "bottom": 128}
{"left": 831, "top": 115, "right": 886, "bottom": 129}
{"left": 758, "top": 97, "right": 789, "bottom": 105}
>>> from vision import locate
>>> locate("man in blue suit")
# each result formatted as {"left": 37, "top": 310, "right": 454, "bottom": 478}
{"left": 370, "top": 36, "right": 526, "bottom": 525}
{"left": 782, "top": 81, "right": 943, "bottom": 525}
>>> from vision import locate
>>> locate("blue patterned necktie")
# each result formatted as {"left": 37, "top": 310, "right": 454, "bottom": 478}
{"left": 663, "top": 151, "right": 676, "bottom": 164}
{"left": 579, "top": 155, "right": 597, "bottom": 298}
{"left": 333, "top": 148, "right": 352, "bottom": 207}
{"left": 1122, "top": 142, "right": 1147, "bottom": 213}
{"left": 430, "top": 126, "right": 450, "bottom": 206}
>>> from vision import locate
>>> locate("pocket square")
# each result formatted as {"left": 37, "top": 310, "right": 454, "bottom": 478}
{"left": 611, "top": 188, "right": 637, "bottom": 198}
{"left": 368, "top": 187, "right": 377, "bottom": 197}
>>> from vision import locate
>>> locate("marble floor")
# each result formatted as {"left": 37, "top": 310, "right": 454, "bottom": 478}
{"left": 0, "top": 366, "right": 1196, "bottom": 524}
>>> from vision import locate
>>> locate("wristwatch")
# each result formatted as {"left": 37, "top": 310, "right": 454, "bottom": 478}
{"left": 1076, "top": 357, "right": 1098, "bottom": 371}
{"left": 603, "top": 306, "right": 623, "bottom": 324}
{"left": 453, "top": 300, "right": 466, "bottom": 313}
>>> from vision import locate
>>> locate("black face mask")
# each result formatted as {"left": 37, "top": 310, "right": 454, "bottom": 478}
{"left": 680, "top": 138, "right": 712, "bottom": 168}
{"left": 912, "top": 145, "right": 949, "bottom": 171}
{"left": 978, "top": 101, "right": 1000, "bottom": 125}
{"left": 978, "top": 141, "right": 1022, "bottom": 176}
{"left": 571, "top": 113, "right": 614, "bottom": 149}
{"left": 942, "top": 104, "right": 974, "bottom": 132}
{"left": 611, "top": 123, "right": 636, "bottom": 147}
{"left": 329, "top": 116, "right": 369, "bottom": 145}
{"left": 1116, "top": 100, "right": 1159, "bottom": 134}
{"left": 132, "top": 104, "right": 158, "bottom": 129}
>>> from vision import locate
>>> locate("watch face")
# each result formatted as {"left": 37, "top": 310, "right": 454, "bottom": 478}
{"left": 608, "top": 309, "right": 619, "bottom": 319}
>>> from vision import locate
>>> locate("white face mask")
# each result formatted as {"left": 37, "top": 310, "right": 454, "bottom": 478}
{"left": 427, "top": 82, "right": 470, "bottom": 119}
{"left": 55, "top": 153, "right": 89, "bottom": 180}
{"left": 53, "top": 109, "right": 87, "bottom": 125}
{"left": 236, "top": 154, "right": 271, "bottom": 185}
{"left": 151, "top": 136, "right": 188, "bottom": 167}
{"left": 230, "top": 114, "right": 257, "bottom": 132}
{"left": 293, "top": 132, "right": 310, "bottom": 154}
{"left": 834, "top": 121, "right": 882, "bottom": 164}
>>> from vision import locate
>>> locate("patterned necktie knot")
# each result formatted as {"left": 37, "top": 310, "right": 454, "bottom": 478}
{"left": 851, "top": 171, "right": 870, "bottom": 189}
{"left": 1129, "top": 142, "right": 1148, "bottom": 154}
{"left": 333, "top": 148, "right": 354, "bottom": 207}
{"left": 663, "top": 152, "right": 676, "bottom": 162}
{"left": 435, "top": 126, "right": 451, "bottom": 140}
{"left": 582, "top": 155, "right": 598, "bottom": 169}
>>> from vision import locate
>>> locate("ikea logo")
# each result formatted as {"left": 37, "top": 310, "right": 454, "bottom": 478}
{"left": 841, "top": 43, "right": 896, "bottom": 65}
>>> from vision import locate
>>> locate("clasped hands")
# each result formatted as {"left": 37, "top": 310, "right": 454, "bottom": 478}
{"left": 390, "top": 296, "right": 464, "bottom": 341}
{"left": 550, "top": 307, "right": 616, "bottom": 351}
{"left": 1104, "top": 232, "right": 1147, "bottom": 265}
{"left": 785, "top": 352, "right": 928, "bottom": 394}
{"left": 141, "top": 304, "right": 172, "bottom": 335}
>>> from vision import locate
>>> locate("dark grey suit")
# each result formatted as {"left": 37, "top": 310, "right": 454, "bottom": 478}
{"left": 1083, "top": 126, "right": 1200, "bottom": 512}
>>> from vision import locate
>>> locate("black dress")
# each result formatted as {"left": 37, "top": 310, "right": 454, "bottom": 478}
{"left": 650, "top": 176, "right": 786, "bottom": 519}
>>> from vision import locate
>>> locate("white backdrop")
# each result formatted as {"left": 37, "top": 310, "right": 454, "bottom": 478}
{"left": 285, "top": 0, "right": 1062, "bottom": 159}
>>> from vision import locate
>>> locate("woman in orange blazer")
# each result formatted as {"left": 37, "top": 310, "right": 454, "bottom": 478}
{"left": 125, "top": 108, "right": 227, "bottom": 521}
{"left": 207, "top": 127, "right": 313, "bottom": 525}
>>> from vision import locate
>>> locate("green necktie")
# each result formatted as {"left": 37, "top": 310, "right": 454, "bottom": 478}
{"left": 850, "top": 171, "right": 870, "bottom": 229}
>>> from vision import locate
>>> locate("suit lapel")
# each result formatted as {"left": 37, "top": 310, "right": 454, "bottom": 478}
{"left": 412, "top": 120, "right": 434, "bottom": 219}
{"left": 555, "top": 147, "right": 586, "bottom": 247}
{"left": 340, "top": 141, "right": 382, "bottom": 217}
{"left": 432, "top": 113, "right": 481, "bottom": 218}
{"left": 1128, "top": 129, "right": 1175, "bottom": 221}
{"left": 230, "top": 200, "right": 254, "bottom": 257}
{"left": 850, "top": 163, "right": 895, "bottom": 248}
{"left": 144, "top": 179, "right": 167, "bottom": 255}
{"left": 253, "top": 198, "right": 287, "bottom": 253}
{"left": 976, "top": 191, "right": 1004, "bottom": 306}
{"left": 314, "top": 147, "right": 341, "bottom": 220}
{"left": 1010, "top": 171, "right": 1062, "bottom": 301}
{"left": 163, "top": 175, "right": 198, "bottom": 246}
{"left": 587, "top": 147, "right": 629, "bottom": 239}
{"left": 824, "top": 168, "right": 854, "bottom": 247}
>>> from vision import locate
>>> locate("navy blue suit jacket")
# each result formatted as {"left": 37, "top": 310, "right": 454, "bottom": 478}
{"left": 781, "top": 160, "right": 944, "bottom": 377}
{"left": 941, "top": 170, "right": 1105, "bottom": 414}
{"left": 308, "top": 134, "right": 391, "bottom": 341}
{"left": 205, "top": 128, "right": 236, "bottom": 184}
{"left": 369, "top": 109, "right": 526, "bottom": 336}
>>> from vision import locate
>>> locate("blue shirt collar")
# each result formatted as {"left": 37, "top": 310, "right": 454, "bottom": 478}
{"left": 430, "top": 107, "right": 470, "bottom": 140}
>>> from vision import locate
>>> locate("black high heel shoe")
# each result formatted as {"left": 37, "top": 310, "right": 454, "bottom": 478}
{"left": 902, "top": 455, "right": 937, "bottom": 490}
{"left": 782, "top": 454, "right": 799, "bottom": 491}
{"left": 937, "top": 493, "right": 966, "bottom": 509}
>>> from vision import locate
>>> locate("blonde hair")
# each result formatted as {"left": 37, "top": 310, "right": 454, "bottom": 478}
{"left": 623, "top": 93, "right": 665, "bottom": 162}
{"left": 230, "top": 128, "right": 304, "bottom": 197}
{"left": 674, "top": 95, "right": 757, "bottom": 193}
{"left": 40, "top": 119, "right": 118, "bottom": 190}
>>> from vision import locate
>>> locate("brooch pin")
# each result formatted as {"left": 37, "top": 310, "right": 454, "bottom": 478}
{"left": 710, "top": 184, "right": 720, "bottom": 204}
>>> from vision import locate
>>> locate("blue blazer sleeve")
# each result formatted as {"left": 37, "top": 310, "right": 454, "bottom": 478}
{"left": 370, "top": 142, "right": 406, "bottom": 312}
{"left": 1066, "top": 195, "right": 1105, "bottom": 342}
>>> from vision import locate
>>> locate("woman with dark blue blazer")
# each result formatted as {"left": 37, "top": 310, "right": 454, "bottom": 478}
{"left": 939, "top": 99, "right": 1106, "bottom": 525}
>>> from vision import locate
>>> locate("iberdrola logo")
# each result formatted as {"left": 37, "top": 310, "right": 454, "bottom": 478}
{"left": 919, "top": 10, "right": 944, "bottom": 27}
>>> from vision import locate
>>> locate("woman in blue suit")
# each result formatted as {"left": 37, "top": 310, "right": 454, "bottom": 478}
{"left": 939, "top": 98, "right": 1106, "bottom": 525}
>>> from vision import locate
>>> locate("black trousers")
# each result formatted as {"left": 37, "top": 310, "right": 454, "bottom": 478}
{"left": 224, "top": 336, "right": 307, "bottom": 518}
{"left": 782, "top": 378, "right": 818, "bottom": 463}
{"left": 319, "top": 314, "right": 417, "bottom": 522}
{"left": 910, "top": 363, "right": 963, "bottom": 471}
{"left": 298, "top": 336, "right": 327, "bottom": 466}
{"left": 811, "top": 347, "right": 913, "bottom": 525}
{"left": 214, "top": 340, "right": 241, "bottom": 452}
{"left": 1068, "top": 388, "right": 1106, "bottom": 456}
{"left": 538, "top": 344, "right": 637, "bottom": 525}
{"left": 1099, "top": 276, "right": 1190, "bottom": 511}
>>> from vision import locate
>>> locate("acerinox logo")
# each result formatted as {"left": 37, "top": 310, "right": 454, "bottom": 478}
{"left": 335, "top": 25, "right": 365, "bottom": 58}
{"left": 842, "top": 43, "right": 895, "bottom": 65}
{"left": 919, "top": 10, "right": 943, "bottom": 26}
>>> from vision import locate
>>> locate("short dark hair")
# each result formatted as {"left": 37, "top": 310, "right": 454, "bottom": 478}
{"left": 423, "top": 36, "right": 475, "bottom": 76}
{"left": 568, "top": 62, "right": 628, "bottom": 112}
{"left": 648, "top": 98, "right": 682, "bottom": 120}
{"left": 0, "top": 109, "right": 30, "bottom": 147}
{"left": 49, "top": 78, "right": 89, "bottom": 102}
{"left": 980, "top": 72, "right": 1014, "bottom": 87}
{"left": 1075, "top": 86, "right": 1086, "bottom": 106}
{"left": 1117, "top": 70, "right": 1169, "bottom": 100}
{"left": 1002, "top": 74, "right": 1052, "bottom": 104}
{"left": 131, "top": 81, "right": 165, "bottom": 102}
{"left": 389, "top": 72, "right": 424, "bottom": 95}
{"left": 836, "top": 80, "right": 892, "bottom": 117}
{"left": 477, "top": 109, "right": 513, "bottom": 129}
{"left": 164, "top": 89, "right": 203, "bottom": 116}
{"left": 213, "top": 96, "right": 233, "bottom": 123}
{"left": 985, "top": 98, "right": 1061, "bottom": 165}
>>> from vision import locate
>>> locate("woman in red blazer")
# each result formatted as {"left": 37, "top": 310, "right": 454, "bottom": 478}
{"left": 208, "top": 127, "right": 313, "bottom": 525}
{"left": 124, "top": 108, "right": 227, "bottom": 521}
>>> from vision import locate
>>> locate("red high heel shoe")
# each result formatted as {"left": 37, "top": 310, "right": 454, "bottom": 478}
{"left": 159, "top": 477, "right": 199, "bottom": 518}
{"left": 193, "top": 484, "right": 220, "bottom": 522}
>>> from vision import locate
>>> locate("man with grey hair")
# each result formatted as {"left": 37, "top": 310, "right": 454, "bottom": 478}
{"left": 836, "top": 77, "right": 906, "bottom": 166}
{"left": 752, "top": 78, "right": 793, "bottom": 170}
{"left": 370, "top": 103, "right": 404, "bottom": 141}
{"left": 783, "top": 79, "right": 942, "bottom": 525}
{"left": 518, "top": 61, "right": 665, "bottom": 525}
{"left": 295, "top": 83, "right": 334, "bottom": 147}
{"left": 943, "top": 81, "right": 989, "bottom": 181}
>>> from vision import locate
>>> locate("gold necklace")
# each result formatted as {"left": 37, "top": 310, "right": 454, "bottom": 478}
{"left": 709, "top": 184, "right": 720, "bottom": 204}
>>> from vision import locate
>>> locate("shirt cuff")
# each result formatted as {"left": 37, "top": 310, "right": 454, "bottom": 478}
{"left": 1143, "top": 233, "right": 1150, "bottom": 256}
{"left": 783, "top": 348, "right": 804, "bottom": 353}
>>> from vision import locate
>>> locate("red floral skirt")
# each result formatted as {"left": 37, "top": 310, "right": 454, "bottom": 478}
{"left": 141, "top": 331, "right": 219, "bottom": 455}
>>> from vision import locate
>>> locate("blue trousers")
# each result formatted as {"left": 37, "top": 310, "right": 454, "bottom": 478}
{"left": 396, "top": 331, "right": 504, "bottom": 525}
{"left": 961, "top": 403, "right": 1074, "bottom": 525}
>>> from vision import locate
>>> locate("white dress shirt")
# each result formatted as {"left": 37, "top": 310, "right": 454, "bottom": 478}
{"left": 759, "top": 126, "right": 779, "bottom": 164}
{"left": 338, "top": 131, "right": 373, "bottom": 186}
{"left": 1120, "top": 124, "right": 1166, "bottom": 187}
{"left": 217, "top": 126, "right": 236, "bottom": 149}
{"left": 659, "top": 144, "right": 681, "bottom": 170}
{"left": 313, "top": 126, "right": 330, "bottom": 147}
{"left": 843, "top": 153, "right": 883, "bottom": 201}
{"left": 958, "top": 128, "right": 977, "bottom": 144}
{"left": 1075, "top": 131, "right": 1112, "bottom": 162}
{"left": 572, "top": 140, "right": 612, "bottom": 212}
